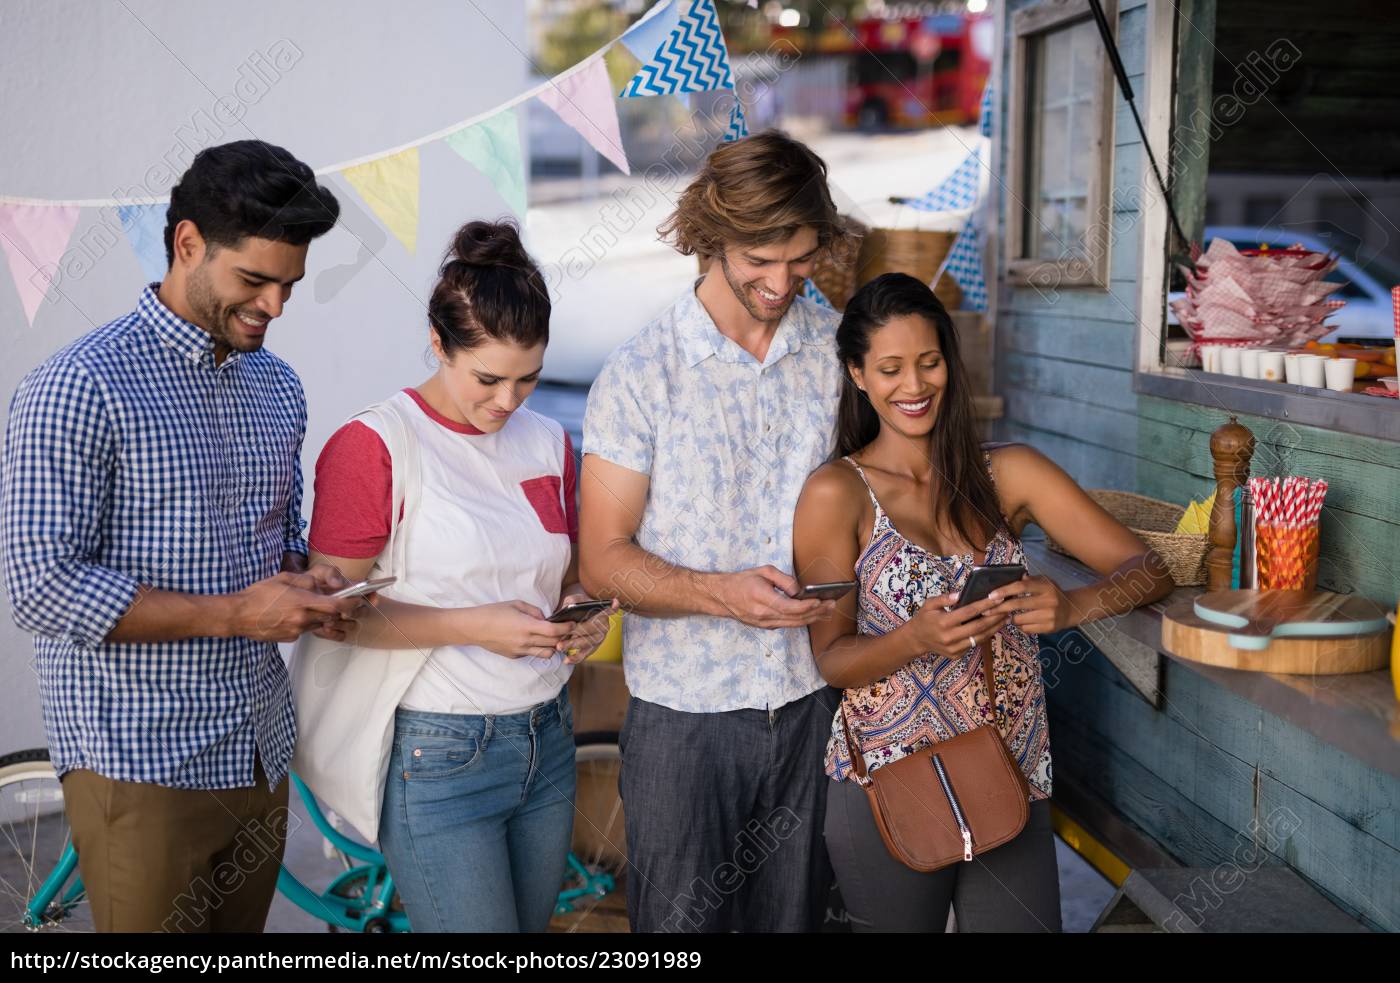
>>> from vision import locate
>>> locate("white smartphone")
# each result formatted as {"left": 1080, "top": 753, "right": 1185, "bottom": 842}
{"left": 332, "top": 576, "right": 396, "bottom": 599}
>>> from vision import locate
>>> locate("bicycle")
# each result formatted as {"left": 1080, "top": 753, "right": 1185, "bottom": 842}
{"left": 1, "top": 732, "right": 624, "bottom": 933}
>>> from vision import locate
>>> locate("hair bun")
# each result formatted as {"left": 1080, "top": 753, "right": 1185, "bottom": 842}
{"left": 445, "top": 219, "right": 529, "bottom": 272}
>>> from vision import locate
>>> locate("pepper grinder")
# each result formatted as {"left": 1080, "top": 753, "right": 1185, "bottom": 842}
{"left": 1207, "top": 416, "right": 1255, "bottom": 589}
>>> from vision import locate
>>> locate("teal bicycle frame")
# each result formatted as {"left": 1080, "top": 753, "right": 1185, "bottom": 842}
{"left": 25, "top": 772, "right": 612, "bottom": 931}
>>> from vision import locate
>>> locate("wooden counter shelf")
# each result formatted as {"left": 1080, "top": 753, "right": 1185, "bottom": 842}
{"left": 1022, "top": 538, "right": 1400, "bottom": 783}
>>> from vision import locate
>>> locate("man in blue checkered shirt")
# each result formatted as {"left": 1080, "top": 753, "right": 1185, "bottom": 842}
{"left": 1, "top": 141, "right": 364, "bottom": 932}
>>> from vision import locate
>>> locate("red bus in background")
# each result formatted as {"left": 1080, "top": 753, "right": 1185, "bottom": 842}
{"left": 770, "top": 12, "right": 993, "bottom": 130}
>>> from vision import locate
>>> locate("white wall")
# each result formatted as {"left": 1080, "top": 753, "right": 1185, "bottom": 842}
{"left": 0, "top": 0, "right": 531, "bottom": 754}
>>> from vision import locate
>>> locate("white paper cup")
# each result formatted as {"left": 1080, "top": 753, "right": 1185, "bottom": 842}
{"left": 1298, "top": 354, "right": 1326, "bottom": 387}
{"left": 1240, "top": 348, "right": 1262, "bottom": 379}
{"left": 1324, "top": 357, "right": 1357, "bottom": 392}
{"left": 1283, "top": 353, "right": 1305, "bottom": 384}
{"left": 1220, "top": 347, "right": 1243, "bottom": 376}
{"left": 1258, "top": 351, "right": 1285, "bottom": 382}
{"left": 1201, "top": 345, "right": 1220, "bottom": 372}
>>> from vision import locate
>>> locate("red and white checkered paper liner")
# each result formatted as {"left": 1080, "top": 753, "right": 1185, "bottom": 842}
{"left": 1177, "top": 238, "right": 1345, "bottom": 345}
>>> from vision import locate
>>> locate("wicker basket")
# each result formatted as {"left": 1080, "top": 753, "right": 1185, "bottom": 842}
{"left": 1046, "top": 489, "right": 1209, "bottom": 587}
{"left": 856, "top": 227, "right": 961, "bottom": 311}
{"left": 809, "top": 215, "right": 868, "bottom": 310}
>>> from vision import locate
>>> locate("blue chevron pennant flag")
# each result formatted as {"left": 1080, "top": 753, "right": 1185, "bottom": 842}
{"left": 802, "top": 278, "right": 832, "bottom": 308}
{"left": 722, "top": 98, "right": 748, "bottom": 142}
{"left": 620, "top": 0, "right": 681, "bottom": 64}
{"left": 978, "top": 83, "right": 993, "bottom": 137}
{"left": 620, "top": 0, "right": 734, "bottom": 98}
{"left": 939, "top": 218, "right": 987, "bottom": 312}
{"left": 907, "top": 149, "right": 982, "bottom": 213}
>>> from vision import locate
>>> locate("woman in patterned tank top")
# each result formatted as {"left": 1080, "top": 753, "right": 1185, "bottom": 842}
{"left": 794, "top": 274, "right": 1173, "bottom": 932}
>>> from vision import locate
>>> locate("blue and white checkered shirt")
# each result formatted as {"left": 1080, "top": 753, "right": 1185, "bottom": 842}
{"left": 1, "top": 285, "right": 307, "bottom": 790}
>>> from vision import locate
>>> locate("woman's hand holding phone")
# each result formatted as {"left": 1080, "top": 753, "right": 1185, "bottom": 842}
{"left": 901, "top": 592, "right": 1009, "bottom": 659}
{"left": 467, "top": 600, "right": 576, "bottom": 660}
{"left": 555, "top": 594, "right": 621, "bottom": 665}
{"left": 985, "top": 576, "right": 1075, "bottom": 634}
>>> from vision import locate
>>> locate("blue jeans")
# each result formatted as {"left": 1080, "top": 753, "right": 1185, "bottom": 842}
{"left": 378, "top": 692, "right": 576, "bottom": 932}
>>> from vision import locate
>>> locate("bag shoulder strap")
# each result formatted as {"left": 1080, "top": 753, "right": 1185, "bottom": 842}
{"left": 841, "top": 641, "right": 998, "bottom": 787}
{"left": 345, "top": 395, "right": 422, "bottom": 578}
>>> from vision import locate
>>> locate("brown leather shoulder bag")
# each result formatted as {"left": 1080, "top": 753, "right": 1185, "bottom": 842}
{"left": 839, "top": 641, "right": 1030, "bottom": 871}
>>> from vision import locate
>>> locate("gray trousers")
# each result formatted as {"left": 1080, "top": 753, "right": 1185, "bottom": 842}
{"left": 619, "top": 688, "right": 839, "bottom": 933}
{"left": 824, "top": 774, "right": 1062, "bottom": 932}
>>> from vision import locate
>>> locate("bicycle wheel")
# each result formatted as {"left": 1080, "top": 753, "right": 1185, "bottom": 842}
{"left": 556, "top": 732, "right": 627, "bottom": 927}
{"left": 0, "top": 749, "right": 91, "bottom": 932}
{"left": 571, "top": 733, "right": 625, "bottom": 877}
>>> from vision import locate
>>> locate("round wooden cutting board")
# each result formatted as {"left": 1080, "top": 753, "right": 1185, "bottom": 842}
{"left": 1162, "top": 597, "right": 1391, "bottom": 674}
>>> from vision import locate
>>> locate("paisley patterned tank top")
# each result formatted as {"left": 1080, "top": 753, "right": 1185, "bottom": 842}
{"left": 823, "top": 454, "right": 1053, "bottom": 800}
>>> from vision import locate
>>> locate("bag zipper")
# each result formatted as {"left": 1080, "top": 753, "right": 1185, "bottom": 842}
{"left": 932, "top": 753, "right": 973, "bottom": 861}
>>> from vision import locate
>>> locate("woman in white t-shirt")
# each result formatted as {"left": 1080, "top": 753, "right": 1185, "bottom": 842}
{"left": 307, "top": 220, "right": 615, "bottom": 933}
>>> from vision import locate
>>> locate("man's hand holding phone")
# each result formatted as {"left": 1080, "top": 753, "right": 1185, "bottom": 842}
{"left": 713, "top": 565, "right": 836, "bottom": 629}
{"left": 230, "top": 569, "right": 367, "bottom": 643}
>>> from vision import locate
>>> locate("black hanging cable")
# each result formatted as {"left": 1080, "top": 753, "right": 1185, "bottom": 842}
{"left": 1088, "top": 0, "right": 1191, "bottom": 252}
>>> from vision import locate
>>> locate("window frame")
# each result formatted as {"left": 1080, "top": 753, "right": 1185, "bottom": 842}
{"left": 1129, "top": 0, "right": 1400, "bottom": 444}
{"left": 1005, "top": 0, "right": 1118, "bottom": 290}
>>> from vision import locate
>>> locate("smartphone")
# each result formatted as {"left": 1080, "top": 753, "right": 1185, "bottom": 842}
{"left": 953, "top": 564, "right": 1027, "bottom": 609}
{"left": 332, "top": 576, "right": 396, "bottom": 599}
{"left": 547, "top": 599, "right": 614, "bottom": 624}
{"left": 795, "top": 580, "right": 858, "bottom": 601}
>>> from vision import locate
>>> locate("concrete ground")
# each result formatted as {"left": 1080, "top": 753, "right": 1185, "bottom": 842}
{"left": 268, "top": 795, "right": 1116, "bottom": 933}
{"left": 3, "top": 784, "right": 1114, "bottom": 934}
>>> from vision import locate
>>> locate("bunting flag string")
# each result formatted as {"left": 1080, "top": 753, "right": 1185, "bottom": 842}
{"left": 905, "top": 148, "right": 982, "bottom": 214}
{"left": 342, "top": 147, "right": 420, "bottom": 255}
{"left": 723, "top": 98, "right": 749, "bottom": 142}
{"left": 620, "top": 0, "right": 735, "bottom": 98}
{"left": 938, "top": 219, "right": 988, "bottom": 312}
{"left": 802, "top": 278, "right": 832, "bottom": 309}
{"left": 0, "top": 0, "right": 773, "bottom": 323}
{"left": 442, "top": 109, "right": 527, "bottom": 218}
{"left": 117, "top": 203, "right": 169, "bottom": 283}
{"left": 538, "top": 58, "right": 631, "bottom": 176}
{"left": 0, "top": 204, "right": 80, "bottom": 326}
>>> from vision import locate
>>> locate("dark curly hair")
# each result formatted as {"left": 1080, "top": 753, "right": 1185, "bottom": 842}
{"left": 163, "top": 140, "right": 340, "bottom": 266}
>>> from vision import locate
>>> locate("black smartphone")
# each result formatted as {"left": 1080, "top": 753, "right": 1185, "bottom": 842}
{"left": 953, "top": 564, "right": 1027, "bottom": 609}
{"left": 547, "top": 600, "right": 614, "bottom": 624}
{"left": 795, "top": 580, "right": 858, "bottom": 601}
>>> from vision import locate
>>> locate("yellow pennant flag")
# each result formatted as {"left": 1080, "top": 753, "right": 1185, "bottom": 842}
{"left": 342, "top": 147, "right": 420, "bottom": 255}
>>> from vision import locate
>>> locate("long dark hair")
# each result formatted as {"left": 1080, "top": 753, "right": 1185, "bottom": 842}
{"left": 428, "top": 220, "right": 550, "bottom": 357}
{"left": 834, "top": 273, "right": 1005, "bottom": 550}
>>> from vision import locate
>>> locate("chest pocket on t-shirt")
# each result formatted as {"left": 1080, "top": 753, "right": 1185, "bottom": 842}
{"left": 519, "top": 475, "right": 568, "bottom": 535}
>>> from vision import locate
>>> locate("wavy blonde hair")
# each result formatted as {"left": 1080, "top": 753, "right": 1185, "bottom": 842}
{"left": 659, "top": 130, "right": 859, "bottom": 264}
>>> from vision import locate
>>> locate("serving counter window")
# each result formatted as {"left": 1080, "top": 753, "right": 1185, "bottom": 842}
{"left": 1131, "top": 0, "right": 1399, "bottom": 443}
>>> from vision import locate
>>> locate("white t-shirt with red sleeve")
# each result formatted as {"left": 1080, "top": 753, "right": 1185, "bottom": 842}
{"left": 310, "top": 387, "right": 578, "bottom": 716}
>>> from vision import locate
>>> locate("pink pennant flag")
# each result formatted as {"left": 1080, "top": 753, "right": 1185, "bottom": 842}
{"left": 538, "top": 58, "right": 631, "bottom": 176}
{"left": 0, "top": 204, "right": 81, "bottom": 326}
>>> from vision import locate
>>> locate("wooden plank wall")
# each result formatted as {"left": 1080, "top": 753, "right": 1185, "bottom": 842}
{"left": 996, "top": 0, "right": 1400, "bottom": 930}
{"left": 996, "top": 0, "right": 1153, "bottom": 490}
{"left": 1045, "top": 633, "right": 1400, "bottom": 931}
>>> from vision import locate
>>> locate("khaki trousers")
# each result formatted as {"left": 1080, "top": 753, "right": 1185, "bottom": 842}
{"left": 61, "top": 759, "right": 289, "bottom": 933}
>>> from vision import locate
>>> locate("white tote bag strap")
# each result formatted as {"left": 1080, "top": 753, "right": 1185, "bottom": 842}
{"left": 347, "top": 396, "right": 422, "bottom": 584}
